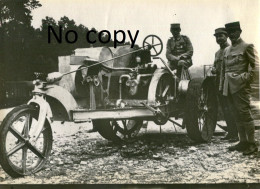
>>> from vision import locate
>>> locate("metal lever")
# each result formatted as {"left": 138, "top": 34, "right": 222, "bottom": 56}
{"left": 141, "top": 102, "right": 185, "bottom": 129}
{"left": 140, "top": 102, "right": 166, "bottom": 117}
{"left": 168, "top": 118, "right": 185, "bottom": 129}
{"left": 153, "top": 57, "right": 176, "bottom": 78}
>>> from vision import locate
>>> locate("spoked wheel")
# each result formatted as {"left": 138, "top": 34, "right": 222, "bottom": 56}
{"left": 148, "top": 72, "right": 174, "bottom": 125}
{"left": 184, "top": 78, "right": 217, "bottom": 142}
{"left": 142, "top": 35, "right": 163, "bottom": 57}
{"left": 0, "top": 105, "right": 53, "bottom": 178}
{"left": 93, "top": 119, "right": 143, "bottom": 143}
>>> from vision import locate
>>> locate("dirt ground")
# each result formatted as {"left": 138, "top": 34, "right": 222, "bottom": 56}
{"left": 0, "top": 120, "right": 260, "bottom": 184}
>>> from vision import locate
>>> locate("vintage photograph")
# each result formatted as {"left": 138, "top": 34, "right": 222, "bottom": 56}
{"left": 0, "top": 0, "right": 259, "bottom": 186}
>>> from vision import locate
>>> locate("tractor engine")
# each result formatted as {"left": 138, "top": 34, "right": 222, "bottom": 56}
{"left": 57, "top": 45, "right": 157, "bottom": 109}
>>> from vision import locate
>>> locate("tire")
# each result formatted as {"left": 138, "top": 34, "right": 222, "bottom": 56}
{"left": 93, "top": 119, "right": 143, "bottom": 143}
{"left": 184, "top": 78, "right": 217, "bottom": 142}
{"left": 0, "top": 104, "right": 53, "bottom": 178}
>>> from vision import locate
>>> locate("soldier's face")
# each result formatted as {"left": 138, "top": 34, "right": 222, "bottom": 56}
{"left": 227, "top": 29, "right": 241, "bottom": 42}
{"left": 171, "top": 28, "right": 180, "bottom": 38}
{"left": 215, "top": 33, "right": 227, "bottom": 45}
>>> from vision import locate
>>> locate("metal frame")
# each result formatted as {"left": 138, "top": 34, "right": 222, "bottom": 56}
{"left": 72, "top": 107, "right": 154, "bottom": 122}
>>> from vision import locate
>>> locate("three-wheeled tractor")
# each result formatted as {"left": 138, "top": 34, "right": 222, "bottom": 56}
{"left": 0, "top": 35, "right": 217, "bottom": 177}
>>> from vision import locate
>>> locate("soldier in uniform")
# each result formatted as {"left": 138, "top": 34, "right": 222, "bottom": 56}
{"left": 211, "top": 27, "right": 238, "bottom": 141}
{"left": 166, "top": 23, "right": 193, "bottom": 78}
{"left": 222, "top": 22, "right": 259, "bottom": 155}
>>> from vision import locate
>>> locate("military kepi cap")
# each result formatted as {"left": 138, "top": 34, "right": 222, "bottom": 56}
{"left": 225, "top": 21, "right": 242, "bottom": 31}
{"left": 171, "top": 23, "right": 181, "bottom": 29}
{"left": 214, "top": 27, "right": 227, "bottom": 36}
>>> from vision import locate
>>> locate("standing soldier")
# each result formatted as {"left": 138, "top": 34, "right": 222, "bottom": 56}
{"left": 211, "top": 27, "right": 238, "bottom": 141}
{"left": 166, "top": 23, "right": 193, "bottom": 78}
{"left": 222, "top": 21, "right": 259, "bottom": 155}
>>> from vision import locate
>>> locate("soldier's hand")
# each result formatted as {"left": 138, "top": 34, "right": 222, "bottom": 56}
{"left": 176, "top": 56, "right": 180, "bottom": 61}
{"left": 179, "top": 55, "right": 187, "bottom": 60}
{"left": 211, "top": 67, "right": 216, "bottom": 74}
{"left": 178, "top": 60, "right": 189, "bottom": 68}
{"left": 241, "top": 72, "right": 251, "bottom": 83}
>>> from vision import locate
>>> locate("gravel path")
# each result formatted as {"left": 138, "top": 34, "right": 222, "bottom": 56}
{"left": 0, "top": 121, "right": 259, "bottom": 184}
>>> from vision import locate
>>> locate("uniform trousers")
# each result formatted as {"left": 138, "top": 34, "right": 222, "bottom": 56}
{"left": 226, "top": 87, "right": 255, "bottom": 143}
{"left": 217, "top": 90, "right": 238, "bottom": 136}
{"left": 168, "top": 59, "right": 191, "bottom": 78}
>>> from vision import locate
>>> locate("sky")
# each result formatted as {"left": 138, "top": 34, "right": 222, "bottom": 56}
{"left": 31, "top": 0, "right": 260, "bottom": 67}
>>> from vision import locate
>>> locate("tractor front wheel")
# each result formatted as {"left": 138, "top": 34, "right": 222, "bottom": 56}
{"left": 0, "top": 105, "right": 53, "bottom": 178}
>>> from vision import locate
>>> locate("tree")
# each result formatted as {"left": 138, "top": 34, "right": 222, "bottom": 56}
{"left": 0, "top": 0, "right": 41, "bottom": 80}
{"left": 0, "top": 0, "right": 41, "bottom": 26}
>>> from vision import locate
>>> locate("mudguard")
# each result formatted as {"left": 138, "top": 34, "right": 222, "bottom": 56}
{"left": 28, "top": 95, "right": 53, "bottom": 143}
{"left": 178, "top": 76, "right": 215, "bottom": 96}
{"left": 30, "top": 85, "right": 78, "bottom": 121}
{"left": 147, "top": 69, "right": 172, "bottom": 105}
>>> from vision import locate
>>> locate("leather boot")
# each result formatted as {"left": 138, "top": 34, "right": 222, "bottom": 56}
{"left": 244, "top": 121, "right": 255, "bottom": 143}
{"left": 243, "top": 142, "right": 258, "bottom": 155}
{"left": 221, "top": 134, "right": 238, "bottom": 142}
{"left": 236, "top": 122, "right": 247, "bottom": 142}
{"left": 228, "top": 141, "right": 249, "bottom": 152}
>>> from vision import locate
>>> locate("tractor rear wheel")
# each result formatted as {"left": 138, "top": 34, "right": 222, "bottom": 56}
{"left": 184, "top": 78, "right": 217, "bottom": 142}
{"left": 93, "top": 119, "right": 143, "bottom": 143}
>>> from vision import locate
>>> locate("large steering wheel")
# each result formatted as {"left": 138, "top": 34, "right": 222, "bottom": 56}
{"left": 142, "top": 35, "right": 163, "bottom": 57}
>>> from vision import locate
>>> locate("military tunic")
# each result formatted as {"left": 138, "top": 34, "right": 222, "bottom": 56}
{"left": 222, "top": 38, "right": 259, "bottom": 143}
{"left": 213, "top": 42, "right": 237, "bottom": 137}
{"left": 212, "top": 42, "right": 237, "bottom": 136}
{"left": 166, "top": 35, "right": 193, "bottom": 78}
{"left": 213, "top": 42, "right": 229, "bottom": 89}
{"left": 223, "top": 38, "right": 259, "bottom": 96}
